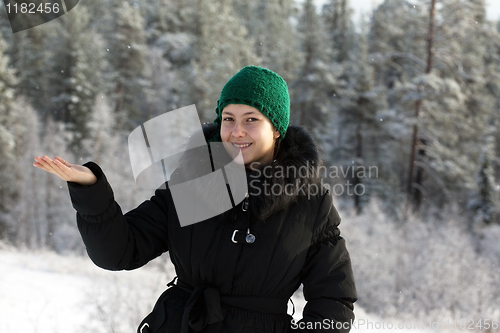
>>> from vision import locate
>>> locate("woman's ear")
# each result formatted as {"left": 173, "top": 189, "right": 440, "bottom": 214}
{"left": 274, "top": 128, "right": 280, "bottom": 139}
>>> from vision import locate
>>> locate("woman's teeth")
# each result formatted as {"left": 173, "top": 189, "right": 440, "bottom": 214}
{"left": 233, "top": 143, "right": 252, "bottom": 148}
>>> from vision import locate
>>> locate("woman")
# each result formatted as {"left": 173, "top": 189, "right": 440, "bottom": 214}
{"left": 34, "top": 66, "right": 357, "bottom": 332}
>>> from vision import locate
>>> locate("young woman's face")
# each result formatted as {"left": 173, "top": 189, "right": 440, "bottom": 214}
{"left": 220, "top": 104, "right": 280, "bottom": 167}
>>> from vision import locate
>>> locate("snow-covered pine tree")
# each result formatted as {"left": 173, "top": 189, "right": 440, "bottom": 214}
{"left": 39, "top": 117, "right": 79, "bottom": 251}
{"left": 188, "top": 0, "right": 259, "bottom": 121}
{"left": 82, "top": 95, "right": 118, "bottom": 166}
{"left": 332, "top": 19, "right": 388, "bottom": 214}
{"left": 10, "top": 27, "right": 52, "bottom": 115}
{"left": 1, "top": 95, "right": 77, "bottom": 250}
{"left": 290, "top": 0, "right": 339, "bottom": 144}
{"left": 233, "top": 0, "right": 301, "bottom": 81}
{"left": 412, "top": 0, "right": 500, "bottom": 209}
{"left": 133, "top": 0, "right": 192, "bottom": 40}
{"left": 146, "top": 34, "right": 191, "bottom": 117}
{"left": 363, "top": 1, "right": 428, "bottom": 213}
{"left": 470, "top": 138, "right": 500, "bottom": 225}
{"left": 0, "top": 35, "right": 18, "bottom": 239}
{"left": 321, "top": 0, "right": 355, "bottom": 63}
{"left": 108, "top": 1, "right": 149, "bottom": 130}
{"left": 368, "top": 0, "right": 500, "bottom": 212}
{"left": 137, "top": 0, "right": 199, "bottom": 116}
{"left": 48, "top": 5, "right": 107, "bottom": 155}
{"left": 6, "top": 97, "right": 43, "bottom": 248}
{"left": 259, "top": 0, "right": 301, "bottom": 79}
{"left": 369, "top": 0, "right": 427, "bottom": 90}
{"left": 82, "top": 95, "right": 138, "bottom": 213}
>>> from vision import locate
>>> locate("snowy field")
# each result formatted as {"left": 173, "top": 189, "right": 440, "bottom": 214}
{"left": 0, "top": 247, "right": 441, "bottom": 333}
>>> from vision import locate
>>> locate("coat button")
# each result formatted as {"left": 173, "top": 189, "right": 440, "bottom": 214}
{"left": 245, "top": 234, "right": 256, "bottom": 244}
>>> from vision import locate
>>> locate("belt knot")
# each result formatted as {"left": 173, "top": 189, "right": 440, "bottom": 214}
{"left": 181, "top": 285, "right": 225, "bottom": 333}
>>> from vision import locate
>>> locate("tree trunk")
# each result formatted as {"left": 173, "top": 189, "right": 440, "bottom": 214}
{"left": 407, "top": 0, "right": 436, "bottom": 209}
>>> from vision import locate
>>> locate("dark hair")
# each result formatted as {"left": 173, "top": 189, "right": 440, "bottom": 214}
{"left": 273, "top": 137, "right": 281, "bottom": 161}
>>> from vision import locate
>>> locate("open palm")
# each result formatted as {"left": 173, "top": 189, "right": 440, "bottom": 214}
{"left": 33, "top": 156, "right": 97, "bottom": 186}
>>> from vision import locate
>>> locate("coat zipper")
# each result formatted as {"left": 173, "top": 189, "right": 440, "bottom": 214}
{"left": 212, "top": 193, "right": 249, "bottom": 285}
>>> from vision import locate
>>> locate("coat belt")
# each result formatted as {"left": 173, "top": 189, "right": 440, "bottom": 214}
{"left": 173, "top": 279, "right": 289, "bottom": 333}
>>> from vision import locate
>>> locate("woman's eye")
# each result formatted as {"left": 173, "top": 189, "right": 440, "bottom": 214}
{"left": 247, "top": 118, "right": 258, "bottom": 122}
{"left": 222, "top": 117, "right": 233, "bottom": 122}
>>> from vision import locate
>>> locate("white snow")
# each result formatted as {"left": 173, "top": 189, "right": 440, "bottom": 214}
{"left": 0, "top": 250, "right": 90, "bottom": 332}
{"left": 0, "top": 248, "right": 169, "bottom": 333}
{"left": 0, "top": 248, "right": 436, "bottom": 333}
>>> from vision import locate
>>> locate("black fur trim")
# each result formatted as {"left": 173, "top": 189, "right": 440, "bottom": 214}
{"left": 245, "top": 125, "right": 324, "bottom": 221}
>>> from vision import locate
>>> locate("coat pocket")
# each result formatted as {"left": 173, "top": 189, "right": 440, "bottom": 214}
{"left": 137, "top": 286, "right": 190, "bottom": 333}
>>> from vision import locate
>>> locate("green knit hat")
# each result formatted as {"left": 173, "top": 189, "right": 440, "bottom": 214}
{"left": 211, "top": 65, "right": 290, "bottom": 141}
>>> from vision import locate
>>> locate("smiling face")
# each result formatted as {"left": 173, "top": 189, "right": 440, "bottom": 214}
{"left": 220, "top": 104, "right": 280, "bottom": 167}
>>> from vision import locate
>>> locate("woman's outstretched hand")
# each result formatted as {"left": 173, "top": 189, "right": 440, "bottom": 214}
{"left": 33, "top": 156, "right": 97, "bottom": 186}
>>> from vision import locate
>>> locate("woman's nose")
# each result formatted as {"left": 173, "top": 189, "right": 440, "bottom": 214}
{"left": 232, "top": 121, "right": 246, "bottom": 137}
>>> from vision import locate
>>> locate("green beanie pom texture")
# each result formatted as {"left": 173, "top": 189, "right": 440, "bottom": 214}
{"left": 211, "top": 65, "right": 290, "bottom": 141}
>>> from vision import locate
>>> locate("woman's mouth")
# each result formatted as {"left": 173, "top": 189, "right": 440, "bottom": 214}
{"left": 232, "top": 143, "right": 252, "bottom": 149}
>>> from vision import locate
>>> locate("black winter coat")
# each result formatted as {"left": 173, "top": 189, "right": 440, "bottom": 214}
{"left": 67, "top": 125, "right": 357, "bottom": 333}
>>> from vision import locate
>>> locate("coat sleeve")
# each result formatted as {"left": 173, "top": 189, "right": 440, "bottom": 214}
{"left": 293, "top": 191, "right": 357, "bottom": 333}
{"left": 67, "top": 161, "right": 170, "bottom": 271}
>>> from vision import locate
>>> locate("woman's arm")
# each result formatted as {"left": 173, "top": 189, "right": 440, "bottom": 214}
{"left": 70, "top": 162, "right": 171, "bottom": 270}
{"left": 294, "top": 192, "right": 357, "bottom": 333}
{"left": 34, "top": 156, "right": 170, "bottom": 270}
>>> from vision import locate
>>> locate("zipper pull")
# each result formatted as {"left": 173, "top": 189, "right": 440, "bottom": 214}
{"left": 242, "top": 193, "right": 249, "bottom": 212}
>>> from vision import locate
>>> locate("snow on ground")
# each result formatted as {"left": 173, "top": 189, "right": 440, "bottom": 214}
{"left": 0, "top": 248, "right": 436, "bottom": 333}
{"left": 0, "top": 250, "right": 89, "bottom": 332}
{"left": 0, "top": 248, "right": 170, "bottom": 333}
{"left": 0, "top": 252, "right": 89, "bottom": 332}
